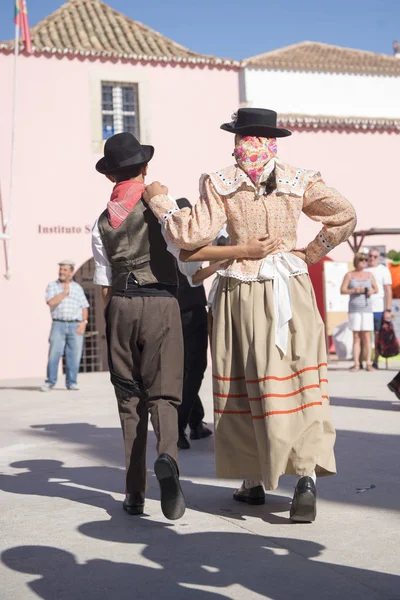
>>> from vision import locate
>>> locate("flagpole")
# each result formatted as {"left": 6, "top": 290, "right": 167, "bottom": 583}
{"left": 3, "top": 23, "right": 20, "bottom": 278}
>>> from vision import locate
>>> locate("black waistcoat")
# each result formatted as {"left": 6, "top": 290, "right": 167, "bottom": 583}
{"left": 98, "top": 198, "right": 177, "bottom": 292}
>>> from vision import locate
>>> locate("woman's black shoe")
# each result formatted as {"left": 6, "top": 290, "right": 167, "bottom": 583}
{"left": 290, "top": 476, "right": 316, "bottom": 523}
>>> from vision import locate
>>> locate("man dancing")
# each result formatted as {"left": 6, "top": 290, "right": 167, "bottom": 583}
{"left": 92, "top": 133, "right": 186, "bottom": 520}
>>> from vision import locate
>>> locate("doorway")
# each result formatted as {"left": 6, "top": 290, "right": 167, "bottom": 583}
{"left": 74, "top": 258, "right": 108, "bottom": 372}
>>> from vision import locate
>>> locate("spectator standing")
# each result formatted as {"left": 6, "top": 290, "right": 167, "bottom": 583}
{"left": 41, "top": 260, "right": 89, "bottom": 391}
{"left": 365, "top": 248, "right": 392, "bottom": 368}
{"left": 340, "top": 253, "right": 378, "bottom": 371}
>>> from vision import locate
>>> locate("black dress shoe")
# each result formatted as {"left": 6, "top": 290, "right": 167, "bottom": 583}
{"left": 189, "top": 422, "right": 213, "bottom": 440}
{"left": 154, "top": 453, "right": 186, "bottom": 520}
{"left": 177, "top": 433, "right": 190, "bottom": 450}
{"left": 388, "top": 380, "right": 400, "bottom": 401}
{"left": 290, "top": 476, "right": 316, "bottom": 523}
{"left": 233, "top": 485, "right": 265, "bottom": 505}
{"left": 123, "top": 492, "right": 144, "bottom": 515}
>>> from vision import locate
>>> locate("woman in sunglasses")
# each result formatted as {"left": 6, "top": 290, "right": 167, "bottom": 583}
{"left": 341, "top": 253, "right": 378, "bottom": 371}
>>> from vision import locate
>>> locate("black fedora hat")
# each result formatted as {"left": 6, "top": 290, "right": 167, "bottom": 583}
{"left": 96, "top": 132, "right": 154, "bottom": 174}
{"left": 221, "top": 108, "right": 291, "bottom": 138}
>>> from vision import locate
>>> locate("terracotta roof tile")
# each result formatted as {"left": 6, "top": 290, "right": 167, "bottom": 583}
{"left": 245, "top": 41, "right": 400, "bottom": 76}
{"left": 0, "top": 0, "right": 237, "bottom": 66}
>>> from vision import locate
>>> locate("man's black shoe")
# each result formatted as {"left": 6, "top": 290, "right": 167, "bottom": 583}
{"left": 123, "top": 492, "right": 144, "bottom": 515}
{"left": 372, "top": 362, "right": 379, "bottom": 370}
{"left": 154, "top": 453, "right": 186, "bottom": 520}
{"left": 178, "top": 433, "right": 190, "bottom": 450}
{"left": 233, "top": 484, "right": 265, "bottom": 505}
{"left": 388, "top": 380, "right": 400, "bottom": 401}
{"left": 189, "top": 422, "right": 213, "bottom": 440}
{"left": 290, "top": 476, "right": 316, "bottom": 523}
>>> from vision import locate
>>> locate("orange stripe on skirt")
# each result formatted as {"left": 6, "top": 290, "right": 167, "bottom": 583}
{"left": 252, "top": 401, "right": 323, "bottom": 418}
{"left": 213, "top": 363, "right": 328, "bottom": 384}
{"left": 214, "top": 401, "right": 323, "bottom": 418}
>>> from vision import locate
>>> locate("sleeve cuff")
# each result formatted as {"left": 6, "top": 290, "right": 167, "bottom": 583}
{"left": 176, "top": 258, "right": 203, "bottom": 283}
{"left": 166, "top": 239, "right": 181, "bottom": 260}
{"left": 186, "top": 273, "right": 203, "bottom": 287}
{"left": 93, "top": 265, "right": 112, "bottom": 286}
{"left": 148, "top": 194, "right": 177, "bottom": 223}
{"left": 306, "top": 232, "right": 335, "bottom": 264}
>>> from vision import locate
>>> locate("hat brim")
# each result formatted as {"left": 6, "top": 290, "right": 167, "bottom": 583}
{"left": 96, "top": 145, "right": 155, "bottom": 174}
{"left": 220, "top": 123, "right": 292, "bottom": 138}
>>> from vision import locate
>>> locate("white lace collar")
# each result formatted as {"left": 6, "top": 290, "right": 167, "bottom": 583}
{"left": 208, "top": 161, "right": 318, "bottom": 198}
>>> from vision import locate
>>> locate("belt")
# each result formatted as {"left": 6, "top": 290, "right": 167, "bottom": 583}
{"left": 258, "top": 252, "right": 308, "bottom": 356}
{"left": 53, "top": 319, "right": 80, "bottom": 322}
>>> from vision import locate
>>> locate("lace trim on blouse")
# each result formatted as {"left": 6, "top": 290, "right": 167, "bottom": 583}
{"left": 207, "top": 163, "right": 319, "bottom": 198}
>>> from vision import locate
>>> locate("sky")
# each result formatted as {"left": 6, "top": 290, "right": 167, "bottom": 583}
{"left": 0, "top": 0, "right": 399, "bottom": 60}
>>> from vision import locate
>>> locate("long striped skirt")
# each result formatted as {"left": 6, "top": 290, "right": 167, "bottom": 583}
{"left": 211, "top": 274, "right": 336, "bottom": 491}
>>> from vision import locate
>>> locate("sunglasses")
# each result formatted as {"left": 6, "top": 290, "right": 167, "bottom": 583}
{"left": 368, "top": 255, "right": 379, "bottom": 259}
{"left": 359, "top": 258, "right": 368, "bottom": 262}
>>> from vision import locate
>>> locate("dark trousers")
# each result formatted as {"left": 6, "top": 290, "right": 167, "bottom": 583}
{"left": 105, "top": 295, "right": 183, "bottom": 495}
{"left": 178, "top": 306, "right": 208, "bottom": 434}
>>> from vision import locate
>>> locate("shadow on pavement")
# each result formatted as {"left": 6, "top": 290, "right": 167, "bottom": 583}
{"left": 26, "top": 422, "right": 400, "bottom": 513}
{"left": 0, "top": 458, "right": 291, "bottom": 526}
{"left": 0, "top": 386, "right": 51, "bottom": 392}
{"left": 2, "top": 425, "right": 400, "bottom": 598}
{"left": 331, "top": 396, "right": 400, "bottom": 411}
{"left": 2, "top": 531, "right": 399, "bottom": 600}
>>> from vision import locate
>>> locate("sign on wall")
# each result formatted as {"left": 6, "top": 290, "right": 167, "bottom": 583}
{"left": 323, "top": 261, "right": 350, "bottom": 337}
{"left": 37, "top": 225, "right": 92, "bottom": 234}
{"left": 323, "top": 261, "right": 349, "bottom": 313}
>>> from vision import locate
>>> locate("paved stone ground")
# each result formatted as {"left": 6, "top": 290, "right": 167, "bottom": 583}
{"left": 0, "top": 362, "right": 399, "bottom": 599}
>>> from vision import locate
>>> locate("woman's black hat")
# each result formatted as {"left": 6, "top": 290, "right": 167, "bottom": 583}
{"left": 221, "top": 108, "right": 292, "bottom": 138}
{"left": 96, "top": 132, "right": 154, "bottom": 174}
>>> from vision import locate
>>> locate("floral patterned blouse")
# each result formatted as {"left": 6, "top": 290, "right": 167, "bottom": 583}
{"left": 147, "top": 161, "right": 357, "bottom": 281}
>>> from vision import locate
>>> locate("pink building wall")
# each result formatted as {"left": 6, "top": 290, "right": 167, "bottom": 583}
{"left": 0, "top": 53, "right": 239, "bottom": 380}
{"left": 1, "top": 53, "right": 399, "bottom": 380}
{"left": 278, "top": 130, "right": 400, "bottom": 260}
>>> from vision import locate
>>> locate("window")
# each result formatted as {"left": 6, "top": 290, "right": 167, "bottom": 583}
{"left": 101, "top": 82, "right": 139, "bottom": 140}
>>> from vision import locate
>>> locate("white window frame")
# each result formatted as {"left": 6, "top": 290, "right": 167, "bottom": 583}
{"left": 89, "top": 68, "right": 151, "bottom": 153}
{"left": 101, "top": 82, "right": 140, "bottom": 139}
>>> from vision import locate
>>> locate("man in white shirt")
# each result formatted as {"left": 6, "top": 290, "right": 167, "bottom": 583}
{"left": 41, "top": 260, "right": 89, "bottom": 391}
{"left": 365, "top": 248, "right": 392, "bottom": 368}
{"left": 92, "top": 132, "right": 205, "bottom": 521}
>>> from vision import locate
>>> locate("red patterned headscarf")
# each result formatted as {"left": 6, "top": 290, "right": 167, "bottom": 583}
{"left": 234, "top": 135, "right": 277, "bottom": 186}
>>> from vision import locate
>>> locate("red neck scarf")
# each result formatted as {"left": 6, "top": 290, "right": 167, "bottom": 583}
{"left": 107, "top": 180, "right": 146, "bottom": 229}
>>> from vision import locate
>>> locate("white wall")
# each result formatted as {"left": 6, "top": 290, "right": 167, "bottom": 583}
{"left": 242, "top": 68, "right": 400, "bottom": 118}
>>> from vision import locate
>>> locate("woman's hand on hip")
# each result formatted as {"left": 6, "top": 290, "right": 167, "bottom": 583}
{"left": 243, "top": 237, "right": 282, "bottom": 259}
{"left": 291, "top": 249, "right": 307, "bottom": 263}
